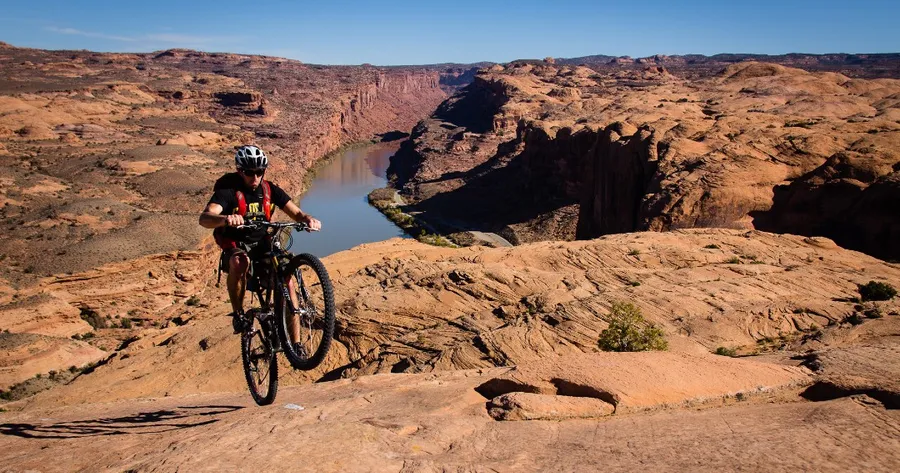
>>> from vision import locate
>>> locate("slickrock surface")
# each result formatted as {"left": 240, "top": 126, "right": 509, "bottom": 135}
{"left": 0, "top": 200, "right": 897, "bottom": 472}
{"left": 388, "top": 61, "right": 900, "bottom": 259}
{"left": 478, "top": 351, "right": 809, "bottom": 415}
{"left": 800, "top": 340, "right": 900, "bottom": 407}
{"left": 6, "top": 228, "right": 897, "bottom": 408}
{"left": 1, "top": 365, "right": 898, "bottom": 472}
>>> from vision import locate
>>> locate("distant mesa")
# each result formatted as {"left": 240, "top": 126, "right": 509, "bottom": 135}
{"left": 153, "top": 48, "right": 206, "bottom": 59}
{"left": 719, "top": 61, "right": 805, "bottom": 81}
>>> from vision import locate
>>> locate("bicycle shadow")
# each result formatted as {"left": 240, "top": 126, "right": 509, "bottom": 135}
{"left": 0, "top": 404, "right": 244, "bottom": 439}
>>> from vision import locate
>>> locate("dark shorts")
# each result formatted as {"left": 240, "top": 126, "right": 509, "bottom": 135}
{"left": 214, "top": 228, "right": 270, "bottom": 272}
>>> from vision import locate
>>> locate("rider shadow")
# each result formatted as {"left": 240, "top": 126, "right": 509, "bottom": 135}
{"left": 0, "top": 405, "right": 244, "bottom": 439}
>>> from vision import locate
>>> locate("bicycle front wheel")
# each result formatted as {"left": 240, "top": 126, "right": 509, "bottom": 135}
{"left": 277, "top": 253, "right": 335, "bottom": 370}
{"left": 241, "top": 318, "right": 278, "bottom": 406}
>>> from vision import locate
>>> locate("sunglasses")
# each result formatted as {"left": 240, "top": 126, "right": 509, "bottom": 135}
{"left": 240, "top": 168, "right": 266, "bottom": 177}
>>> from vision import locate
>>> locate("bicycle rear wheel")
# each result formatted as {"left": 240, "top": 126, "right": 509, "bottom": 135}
{"left": 241, "top": 318, "right": 278, "bottom": 406}
{"left": 277, "top": 253, "right": 335, "bottom": 370}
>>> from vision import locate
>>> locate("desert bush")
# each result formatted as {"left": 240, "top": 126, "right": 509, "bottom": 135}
{"left": 857, "top": 281, "right": 897, "bottom": 301}
{"left": 598, "top": 302, "right": 668, "bottom": 352}
{"left": 417, "top": 233, "right": 455, "bottom": 248}
{"left": 715, "top": 346, "right": 737, "bottom": 357}
{"left": 185, "top": 295, "right": 201, "bottom": 306}
{"left": 79, "top": 308, "right": 107, "bottom": 329}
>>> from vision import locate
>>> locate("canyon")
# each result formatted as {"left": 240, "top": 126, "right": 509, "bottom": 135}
{"left": 0, "top": 42, "right": 475, "bottom": 392}
{"left": 388, "top": 60, "right": 900, "bottom": 260}
{"left": 0, "top": 42, "right": 898, "bottom": 471}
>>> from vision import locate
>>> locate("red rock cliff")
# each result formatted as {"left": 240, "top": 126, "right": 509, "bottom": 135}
{"left": 389, "top": 62, "right": 900, "bottom": 259}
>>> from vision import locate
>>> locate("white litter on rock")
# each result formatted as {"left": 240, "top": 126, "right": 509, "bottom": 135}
{"left": 284, "top": 403, "right": 305, "bottom": 411}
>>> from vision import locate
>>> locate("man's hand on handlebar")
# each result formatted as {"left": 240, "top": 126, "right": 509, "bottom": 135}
{"left": 224, "top": 214, "right": 244, "bottom": 227}
{"left": 303, "top": 215, "right": 322, "bottom": 232}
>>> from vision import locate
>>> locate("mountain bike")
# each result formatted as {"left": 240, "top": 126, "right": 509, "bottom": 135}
{"left": 235, "top": 221, "right": 335, "bottom": 406}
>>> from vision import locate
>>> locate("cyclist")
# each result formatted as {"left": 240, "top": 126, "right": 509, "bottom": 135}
{"left": 199, "top": 145, "right": 322, "bottom": 333}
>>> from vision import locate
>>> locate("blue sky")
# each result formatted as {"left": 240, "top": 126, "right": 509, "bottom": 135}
{"left": 1, "top": 0, "right": 897, "bottom": 65}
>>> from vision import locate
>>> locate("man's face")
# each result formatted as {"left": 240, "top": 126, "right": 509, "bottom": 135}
{"left": 238, "top": 168, "right": 265, "bottom": 190}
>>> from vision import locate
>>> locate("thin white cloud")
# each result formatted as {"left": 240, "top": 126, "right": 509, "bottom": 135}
{"left": 44, "top": 26, "right": 241, "bottom": 48}
{"left": 44, "top": 26, "right": 136, "bottom": 42}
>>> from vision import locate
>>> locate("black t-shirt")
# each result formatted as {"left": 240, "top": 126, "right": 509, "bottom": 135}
{"left": 208, "top": 173, "right": 291, "bottom": 242}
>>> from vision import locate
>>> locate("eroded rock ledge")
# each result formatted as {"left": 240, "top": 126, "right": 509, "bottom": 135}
{"left": 388, "top": 61, "right": 900, "bottom": 259}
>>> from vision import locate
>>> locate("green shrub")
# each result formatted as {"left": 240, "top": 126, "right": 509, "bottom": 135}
{"left": 79, "top": 307, "right": 107, "bottom": 329}
{"left": 704, "top": 244, "right": 720, "bottom": 249}
{"left": 416, "top": 233, "right": 455, "bottom": 248}
{"left": 857, "top": 281, "right": 897, "bottom": 301}
{"left": 185, "top": 295, "right": 201, "bottom": 306}
{"left": 715, "top": 346, "right": 737, "bottom": 357}
{"left": 598, "top": 302, "right": 668, "bottom": 352}
{"left": 725, "top": 256, "right": 742, "bottom": 264}
{"left": 628, "top": 248, "right": 641, "bottom": 256}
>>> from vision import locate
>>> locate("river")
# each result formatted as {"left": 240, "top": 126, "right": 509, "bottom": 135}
{"left": 287, "top": 142, "right": 408, "bottom": 257}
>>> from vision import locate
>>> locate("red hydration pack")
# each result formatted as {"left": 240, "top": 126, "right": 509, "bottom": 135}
{"left": 235, "top": 180, "right": 272, "bottom": 221}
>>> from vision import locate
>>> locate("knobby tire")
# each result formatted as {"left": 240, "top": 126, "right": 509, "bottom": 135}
{"left": 241, "top": 320, "right": 278, "bottom": 406}
{"left": 277, "top": 253, "right": 335, "bottom": 370}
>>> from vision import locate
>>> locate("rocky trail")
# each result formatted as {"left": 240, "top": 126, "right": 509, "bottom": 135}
{"left": 1, "top": 349, "right": 897, "bottom": 472}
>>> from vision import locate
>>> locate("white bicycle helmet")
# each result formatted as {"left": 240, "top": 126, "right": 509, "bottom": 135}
{"left": 234, "top": 145, "right": 268, "bottom": 169}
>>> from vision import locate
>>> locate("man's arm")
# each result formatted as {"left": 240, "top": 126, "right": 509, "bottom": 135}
{"left": 200, "top": 203, "right": 244, "bottom": 228}
{"left": 282, "top": 201, "right": 321, "bottom": 231}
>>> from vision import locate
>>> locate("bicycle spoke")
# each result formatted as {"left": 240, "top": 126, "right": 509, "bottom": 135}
{"left": 277, "top": 254, "right": 334, "bottom": 370}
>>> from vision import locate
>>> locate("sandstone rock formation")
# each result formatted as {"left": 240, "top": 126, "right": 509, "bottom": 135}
{"left": 556, "top": 52, "right": 900, "bottom": 79}
{"left": 6, "top": 228, "right": 898, "bottom": 408}
{"left": 388, "top": 62, "right": 900, "bottom": 259}
{"left": 3, "top": 365, "right": 899, "bottom": 472}
{"left": 1, "top": 230, "right": 898, "bottom": 470}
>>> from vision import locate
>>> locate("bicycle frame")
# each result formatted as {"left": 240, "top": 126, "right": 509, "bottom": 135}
{"left": 241, "top": 222, "right": 311, "bottom": 338}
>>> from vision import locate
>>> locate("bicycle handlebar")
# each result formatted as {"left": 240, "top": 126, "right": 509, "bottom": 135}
{"left": 235, "top": 221, "right": 311, "bottom": 232}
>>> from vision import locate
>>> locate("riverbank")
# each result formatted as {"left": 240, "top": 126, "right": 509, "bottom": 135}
{"left": 289, "top": 143, "right": 413, "bottom": 257}
{"left": 367, "top": 187, "right": 513, "bottom": 248}
{"left": 367, "top": 188, "right": 457, "bottom": 248}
